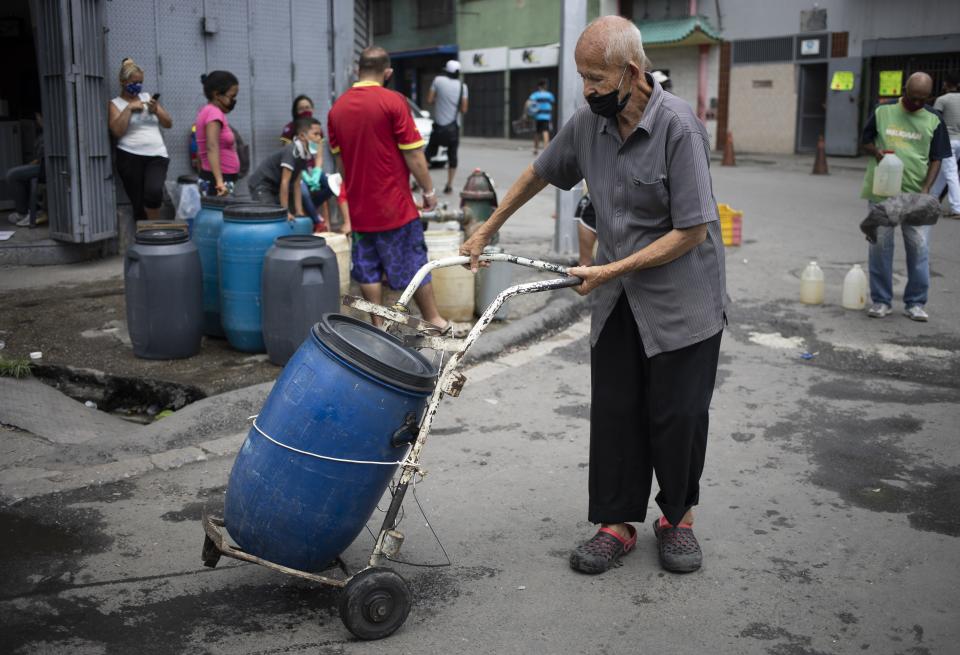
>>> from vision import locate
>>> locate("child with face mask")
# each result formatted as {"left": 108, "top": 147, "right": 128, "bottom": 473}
{"left": 247, "top": 117, "right": 320, "bottom": 220}
{"left": 298, "top": 123, "right": 351, "bottom": 234}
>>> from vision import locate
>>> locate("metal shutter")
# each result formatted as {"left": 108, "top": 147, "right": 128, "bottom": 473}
{"left": 248, "top": 0, "right": 294, "bottom": 161}
{"left": 32, "top": 0, "right": 116, "bottom": 242}
{"left": 291, "top": 0, "right": 332, "bottom": 127}
{"left": 202, "top": 0, "right": 253, "bottom": 167}
{"left": 154, "top": 0, "right": 207, "bottom": 181}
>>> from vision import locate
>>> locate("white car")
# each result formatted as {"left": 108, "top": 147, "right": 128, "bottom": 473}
{"left": 407, "top": 97, "right": 448, "bottom": 168}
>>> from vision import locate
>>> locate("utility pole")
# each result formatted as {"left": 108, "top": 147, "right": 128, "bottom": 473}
{"left": 552, "top": 1, "right": 587, "bottom": 261}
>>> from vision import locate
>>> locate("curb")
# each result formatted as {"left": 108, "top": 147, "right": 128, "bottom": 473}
{"left": 465, "top": 288, "right": 589, "bottom": 363}
{"left": 1, "top": 291, "right": 590, "bottom": 503}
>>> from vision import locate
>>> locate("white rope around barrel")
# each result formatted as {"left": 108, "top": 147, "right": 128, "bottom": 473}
{"left": 247, "top": 415, "right": 420, "bottom": 470}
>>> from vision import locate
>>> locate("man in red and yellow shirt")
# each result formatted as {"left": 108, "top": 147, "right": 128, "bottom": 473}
{"left": 328, "top": 46, "right": 451, "bottom": 330}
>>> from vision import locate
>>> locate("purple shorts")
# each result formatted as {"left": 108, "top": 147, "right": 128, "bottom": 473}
{"left": 351, "top": 219, "right": 432, "bottom": 290}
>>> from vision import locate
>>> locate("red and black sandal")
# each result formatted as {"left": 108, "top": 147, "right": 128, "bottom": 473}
{"left": 653, "top": 516, "right": 702, "bottom": 573}
{"left": 569, "top": 524, "right": 637, "bottom": 574}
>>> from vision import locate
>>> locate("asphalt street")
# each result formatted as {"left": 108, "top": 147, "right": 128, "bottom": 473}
{"left": 2, "top": 140, "right": 959, "bottom": 654}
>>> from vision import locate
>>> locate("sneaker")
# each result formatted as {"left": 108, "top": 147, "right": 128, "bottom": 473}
{"left": 904, "top": 305, "right": 929, "bottom": 322}
{"left": 867, "top": 303, "right": 891, "bottom": 318}
{"left": 14, "top": 214, "right": 31, "bottom": 227}
{"left": 7, "top": 211, "right": 25, "bottom": 225}
{"left": 653, "top": 517, "right": 702, "bottom": 573}
{"left": 569, "top": 525, "right": 637, "bottom": 574}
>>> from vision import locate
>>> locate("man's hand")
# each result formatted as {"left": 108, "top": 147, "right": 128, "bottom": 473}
{"left": 460, "top": 230, "right": 492, "bottom": 273}
{"left": 566, "top": 265, "right": 610, "bottom": 296}
{"left": 421, "top": 189, "right": 438, "bottom": 211}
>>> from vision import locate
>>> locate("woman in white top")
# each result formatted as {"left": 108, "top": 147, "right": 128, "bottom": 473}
{"left": 108, "top": 58, "right": 172, "bottom": 221}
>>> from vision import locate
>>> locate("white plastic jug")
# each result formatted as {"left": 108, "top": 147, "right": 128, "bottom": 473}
{"left": 800, "top": 261, "right": 825, "bottom": 305}
{"left": 841, "top": 264, "right": 868, "bottom": 310}
{"left": 872, "top": 151, "right": 903, "bottom": 197}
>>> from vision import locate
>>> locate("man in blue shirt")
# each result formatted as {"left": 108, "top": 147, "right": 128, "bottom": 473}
{"left": 528, "top": 79, "right": 556, "bottom": 155}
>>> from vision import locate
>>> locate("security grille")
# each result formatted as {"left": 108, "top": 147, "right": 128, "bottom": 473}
{"left": 732, "top": 37, "right": 794, "bottom": 64}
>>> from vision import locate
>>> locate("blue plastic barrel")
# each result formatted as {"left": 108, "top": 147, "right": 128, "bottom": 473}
{"left": 218, "top": 204, "right": 312, "bottom": 352}
{"left": 193, "top": 196, "right": 249, "bottom": 337}
{"left": 224, "top": 314, "right": 437, "bottom": 571}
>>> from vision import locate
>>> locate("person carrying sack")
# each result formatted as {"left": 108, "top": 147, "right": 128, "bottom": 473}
{"left": 425, "top": 60, "right": 468, "bottom": 194}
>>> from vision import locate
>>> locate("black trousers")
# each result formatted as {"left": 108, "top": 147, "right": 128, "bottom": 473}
{"left": 589, "top": 294, "right": 722, "bottom": 527}
{"left": 115, "top": 149, "right": 169, "bottom": 220}
{"left": 425, "top": 123, "right": 459, "bottom": 169}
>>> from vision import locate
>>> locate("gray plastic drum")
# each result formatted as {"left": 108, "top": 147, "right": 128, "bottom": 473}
{"left": 476, "top": 245, "right": 512, "bottom": 320}
{"left": 262, "top": 235, "right": 340, "bottom": 366}
{"left": 124, "top": 228, "right": 203, "bottom": 359}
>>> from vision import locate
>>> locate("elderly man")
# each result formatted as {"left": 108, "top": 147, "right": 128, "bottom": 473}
{"left": 861, "top": 71, "right": 951, "bottom": 321}
{"left": 462, "top": 16, "right": 726, "bottom": 574}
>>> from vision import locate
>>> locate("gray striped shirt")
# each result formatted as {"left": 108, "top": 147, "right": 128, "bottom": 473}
{"left": 534, "top": 75, "right": 727, "bottom": 355}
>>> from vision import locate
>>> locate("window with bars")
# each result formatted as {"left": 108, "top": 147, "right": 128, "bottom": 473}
{"left": 372, "top": 0, "right": 391, "bottom": 36}
{"left": 416, "top": 0, "right": 453, "bottom": 29}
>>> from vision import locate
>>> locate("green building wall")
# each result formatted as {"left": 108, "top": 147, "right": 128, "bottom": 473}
{"left": 375, "top": 0, "right": 457, "bottom": 53}
{"left": 457, "top": 0, "right": 560, "bottom": 49}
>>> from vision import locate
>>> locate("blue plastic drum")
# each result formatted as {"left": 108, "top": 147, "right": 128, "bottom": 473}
{"left": 224, "top": 314, "right": 437, "bottom": 571}
{"left": 193, "top": 196, "right": 251, "bottom": 337}
{"left": 218, "top": 204, "right": 312, "bottom": 352}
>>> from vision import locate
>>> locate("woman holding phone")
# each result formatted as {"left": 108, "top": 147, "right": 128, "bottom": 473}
{"left": 108, "top": 58, "right": 172, "bottom": 221}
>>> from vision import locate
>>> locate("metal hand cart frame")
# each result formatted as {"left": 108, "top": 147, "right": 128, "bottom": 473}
{"left": 202, "top": 253, "right": 581, "bottom": 639}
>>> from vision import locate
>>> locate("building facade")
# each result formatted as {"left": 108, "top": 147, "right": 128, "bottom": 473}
{"left": 0, "top": 0, "right": 368, "bottom": 247}
{"left": 705, "top": 0, "right": 960, "bottom": 155}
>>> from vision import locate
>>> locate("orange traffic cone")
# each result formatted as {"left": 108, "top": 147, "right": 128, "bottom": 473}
{"left": 811, "top": 134, "right": 829, "bottom": 175}
{"left": 722, "top": 131, "right": 736, "bottom": 167}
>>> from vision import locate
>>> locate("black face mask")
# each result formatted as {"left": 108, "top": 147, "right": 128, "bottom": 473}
{"left": 587, "top": 65, "right": 632, "bottom": 118}
{"left": 221, "top": 95, "right": 237, "bottom": 112}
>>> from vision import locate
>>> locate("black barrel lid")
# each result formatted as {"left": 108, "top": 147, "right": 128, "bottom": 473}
{"left": 275, "top": 235, "right": 327, "bottom": 249}
{"left": 135, "top": 228, "right": 190, "bottom": 245}
{"left": 223, "top": 203, "right": 286, "bottom": 220}
{"left": 176, "top": 174, "right": 198, "bottom": 184}
{"left": 312, "top": 314, "right": 437, "bottom": 393}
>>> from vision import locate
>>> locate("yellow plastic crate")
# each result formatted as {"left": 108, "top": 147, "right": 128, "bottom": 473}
{"left": 717, "top": 203, "right": 742, "bottom": 246}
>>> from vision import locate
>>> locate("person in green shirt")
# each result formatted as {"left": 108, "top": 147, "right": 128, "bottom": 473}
{"left": 861, "top": 72, "right": 951, "bottom": 322}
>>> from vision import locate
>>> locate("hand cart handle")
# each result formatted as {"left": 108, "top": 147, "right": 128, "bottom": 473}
{"left": 396, "top": 253, "right": 572, "bottom": 307}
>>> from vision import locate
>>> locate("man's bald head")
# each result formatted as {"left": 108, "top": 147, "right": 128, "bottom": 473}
{"left": 576, "top": 15, "right": 645, "bottom": 71}
{"left": 905, "top": 72, "right": 933, "bottom": 96}
{"left": 358, "top": 46, "right": 390, "bottom": 75}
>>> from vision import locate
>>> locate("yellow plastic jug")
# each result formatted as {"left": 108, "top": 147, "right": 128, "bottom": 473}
{"left": 800, "top": 261, "right": 825, "bottom": 305}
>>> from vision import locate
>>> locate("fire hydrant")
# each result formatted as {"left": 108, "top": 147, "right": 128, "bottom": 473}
{"left": 460, "top": 169, "right": 499, "bottom": 240}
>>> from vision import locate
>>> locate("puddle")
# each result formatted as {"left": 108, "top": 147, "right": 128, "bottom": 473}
{"left": 31, "top": 364, "right": 206, "bottom": 424}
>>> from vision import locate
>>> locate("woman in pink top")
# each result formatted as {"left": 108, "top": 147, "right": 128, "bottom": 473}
{"left": 195, "top": 70, "right": 240, "bottom": 196}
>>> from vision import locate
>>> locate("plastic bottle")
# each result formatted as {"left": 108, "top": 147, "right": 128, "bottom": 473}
{"left": 872, "top": 151, "right": 903, "bottom": 197}
{"left": 800, "top": 261, "right": 825, "bottom": 305}
{"left": 841, "top": 264, "right": 867, "bottom": 310}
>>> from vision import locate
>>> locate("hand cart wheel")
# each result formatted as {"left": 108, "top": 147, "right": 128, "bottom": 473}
{"left": 338, "top": 567, "right": 412, "bottom": 640}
